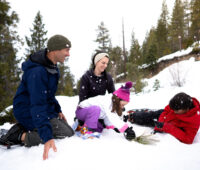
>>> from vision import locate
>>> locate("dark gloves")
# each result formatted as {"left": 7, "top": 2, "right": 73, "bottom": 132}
{"left": 113, "top": 128, "right": 120, "bottom": 133}
{"left": 124, "top": 127, "right": 136, "bottom": 140}
{"left": 123, "top": 115, "right": 129, "bottom": 122}
{"left": 123, "top": 113, "right": 134, "bottom": 124}
{"left": 106, "top": 125, "right": 120, "bottom": 133}
{"left": 154, "top": 121, "right": 164, "bottom": 129}
{"left": 153, "top": 121, "right": 164, "bottom": 134}
{"left": 123, "top": 113, "right": 134, "bottom": 123}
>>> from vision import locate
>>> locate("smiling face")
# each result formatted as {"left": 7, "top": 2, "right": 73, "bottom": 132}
{"left": 94, "top": 56, "right": 109, "bottom": 75}
{"left": 54, "top": 48, "right": 70, "bottom": 63}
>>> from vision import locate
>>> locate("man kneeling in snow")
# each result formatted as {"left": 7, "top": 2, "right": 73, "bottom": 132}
{"left": 0, "top": 35, "right": 74, "bottom": 160}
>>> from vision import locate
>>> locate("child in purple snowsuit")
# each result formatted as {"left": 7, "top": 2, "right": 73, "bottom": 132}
{"left": 75, "top": 82, "right": 136, "bottom": 140}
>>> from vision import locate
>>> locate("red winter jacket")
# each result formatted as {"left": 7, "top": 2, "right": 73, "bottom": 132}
{"left": 154, "top": 98, "right": 200, "bottom": 144}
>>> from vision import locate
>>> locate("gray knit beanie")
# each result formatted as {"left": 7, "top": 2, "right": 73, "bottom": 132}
{"left": 47, "top": 34, "right": 71, "bottom": 52}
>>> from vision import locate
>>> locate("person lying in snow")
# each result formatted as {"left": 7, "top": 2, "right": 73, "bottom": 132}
{"left": 75, "top": 81, "right": 136, "bottom": 140}
{"left": 124, "top": 92, "right": 200, "bottom": 144}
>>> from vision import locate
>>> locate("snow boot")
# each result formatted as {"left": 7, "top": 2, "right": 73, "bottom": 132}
{"left": 0, "top": 123, "right": 26, "bottom": 147}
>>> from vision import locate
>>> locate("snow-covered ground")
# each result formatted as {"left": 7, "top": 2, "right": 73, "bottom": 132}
{"left": 1, "top": 56, "right": 200, "bottom": 170}
{"left": 157, "top": 46, "right": 193, "bottom": 62}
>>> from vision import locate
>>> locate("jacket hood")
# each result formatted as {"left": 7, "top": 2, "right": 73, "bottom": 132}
{"left": 166, "top": 97, "right": 200, "bottom": 119}
{"left": 22, "top": 49, "right": 58, "bottom": 74}
{"left": 190, "top": 97, "right": 200, "bottom": 115}
{"left": 180, "top": 97, "right": 200, "bottom": 117}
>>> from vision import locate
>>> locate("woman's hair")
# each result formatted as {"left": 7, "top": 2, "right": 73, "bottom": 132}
{"left": 92, "top": 51, "right": 109, "bottom": 69}
{"left": 111, "top": 95, "right": 123, "bottom": 116}
{"left": 169, "top": 92, "right": 194, "bottom": 111}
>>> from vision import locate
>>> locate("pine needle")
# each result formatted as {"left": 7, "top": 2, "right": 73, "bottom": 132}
{"left": 133, "top": 132, "right": 159, "bottom": 145}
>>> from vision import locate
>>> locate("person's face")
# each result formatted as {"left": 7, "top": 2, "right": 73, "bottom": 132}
{"left": 95, "top": 57, "right": 109, "bottom": 73}
{"left": 120, "top": 100, "right": 128, "bottom": 109}
{"left": 174, "top": 108, "right": 189, "bottom": 114}
{"left": 55, "top": 48, "right": 70, "bottom": 63}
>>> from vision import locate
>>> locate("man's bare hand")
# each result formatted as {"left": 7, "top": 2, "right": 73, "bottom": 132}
{"left": 59, "top": 112, "right": 67, "bottom": 122}
{"left": 43, "top": 139, "right": 57, "bottom": 160}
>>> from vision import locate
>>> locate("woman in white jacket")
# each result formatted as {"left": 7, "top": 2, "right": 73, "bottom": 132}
{"left": 75, "top": 82, "right": 136, "bottom": 140}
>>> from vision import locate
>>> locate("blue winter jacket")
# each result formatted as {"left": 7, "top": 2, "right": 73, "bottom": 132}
{"left": 13, "top": 49, "right": 61, "bottom": 143}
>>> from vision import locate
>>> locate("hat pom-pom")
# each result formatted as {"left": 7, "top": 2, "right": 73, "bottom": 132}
{"left": 125, "top": 81, "right": 132, "bottom": 89}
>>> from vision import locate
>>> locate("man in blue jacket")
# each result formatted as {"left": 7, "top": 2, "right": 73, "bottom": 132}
{"left": 1, "top": 35, "right": 74, "bottom": 160}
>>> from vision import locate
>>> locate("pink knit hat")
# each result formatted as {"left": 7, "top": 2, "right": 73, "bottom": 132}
{"left": 113, "top": 81, "right": 133, "bottom": 102}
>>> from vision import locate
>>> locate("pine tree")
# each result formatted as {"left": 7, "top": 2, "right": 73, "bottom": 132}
{"left": 169, "top": 0, "right": 185, "bottom": 52}
{"left": 129, "top": 31, "right": 141, "bottom": 65}
{"left": 147, "top": 43, "right": 158, "bottom": 71}
{"left": 126, "top": 31, "right": 145, "bottom": 92}
{"left": 108, "top": 46, "right": 123, "bottom": 81}
{"left": 25, "top": 11, "right": 47, "bottom": 57}
{"left": 141, "top": 32, "right": 149, "bottom": 65}
{"left": 56, "top": 59, "right": 75, "bottom": 96}
{"left": 190, "top": 0, "right": 200, "bottom": 42}
{"left": 76, "top": 78, "right": 81, "bottom": 95}
{"left": 156, "top": 0, "right": 170, "bottom": 57}
{"left": 142, "top": 27, "right": 158, "bottom": 72}
{"left": 183, "top": 0, "right": 191, "bottom": 42}
{"left": 94, "top": 21, "right": 111, "bottom": 53}
{"left": 0, "top": 0, "right": 21, "bottom": 113}
{"left": 153, "top": 79, "right": 161, "bottom": 91}
{"left": 63, "top": 71, "right": 75, "bottom": 96}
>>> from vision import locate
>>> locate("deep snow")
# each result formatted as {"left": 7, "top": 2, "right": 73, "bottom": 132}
{"left": 1, "top": 55, "right": 200, "bottom": 170}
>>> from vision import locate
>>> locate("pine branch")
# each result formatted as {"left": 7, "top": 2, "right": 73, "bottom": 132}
{"left": 133, "top": 132, "right": 159, "bottom": 145}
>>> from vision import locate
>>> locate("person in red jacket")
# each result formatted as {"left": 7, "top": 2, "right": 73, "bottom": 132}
{"left": 124, "top": 92, "right": 200, "bottom": 144}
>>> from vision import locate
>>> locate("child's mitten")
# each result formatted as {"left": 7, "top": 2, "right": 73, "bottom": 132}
{"left": 124, "top": 127, "right": 136, "bottom": 140}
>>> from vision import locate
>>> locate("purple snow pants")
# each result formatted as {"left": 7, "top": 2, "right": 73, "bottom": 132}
{"left": 75, "top": 106, "right": 104, "bottom": 132}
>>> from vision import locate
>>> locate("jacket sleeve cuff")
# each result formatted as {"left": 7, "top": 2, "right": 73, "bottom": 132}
{"left": 38, "top": 124, "right": 53, "bottom": 143}
{"left": 119, "top": 124, "right": 129, "bottom": 133}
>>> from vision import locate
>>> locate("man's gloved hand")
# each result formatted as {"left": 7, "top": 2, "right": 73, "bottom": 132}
{"left": 154, "top": 121, "right": 164, "bottom": 129}
{"left": 124, "top": 127, "right": 136, "bottom": 140}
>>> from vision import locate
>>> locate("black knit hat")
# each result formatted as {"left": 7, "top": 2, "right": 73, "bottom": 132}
{"left": 169, "top": 92, "right": 194, "bottom": 110}
{"left": 47, "top": 34, "right": 71, "bottom": 52}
